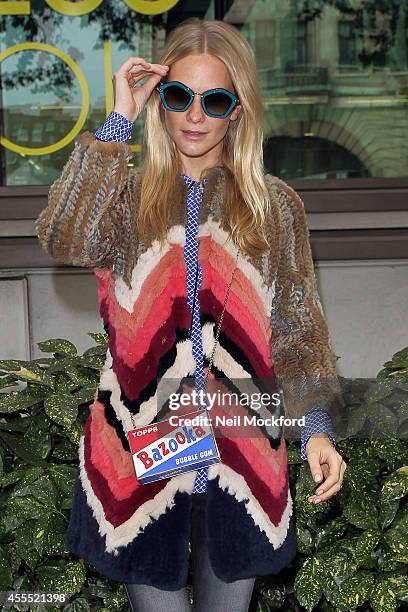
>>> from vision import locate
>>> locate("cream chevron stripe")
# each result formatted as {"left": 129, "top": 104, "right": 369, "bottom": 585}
{"left": 197, "top": 216, "right": 274, "bottom": 313}
{"left": 201, "top": 321, "right": 253, "bottom": 380}
{"left": 114, "top": 225, "right": 186, "bottom": 313}
{"left": 98, "top": 339, "right": 197, "bottom": 432}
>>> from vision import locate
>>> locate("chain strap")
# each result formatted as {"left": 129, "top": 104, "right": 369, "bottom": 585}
{"left": 129, "top": 247, "right": 241, "bottom": 428}
{"left": 199, "top": 247, "right": 240, "bottom": 407}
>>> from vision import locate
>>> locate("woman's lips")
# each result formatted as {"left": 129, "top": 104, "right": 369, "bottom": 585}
{"left": 182, "top": 130, "right": 208, "bottom": 140}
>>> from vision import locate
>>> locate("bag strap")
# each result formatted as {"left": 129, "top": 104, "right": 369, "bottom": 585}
{"left": 198, "top": 247, "right": 240, "bottom": 409}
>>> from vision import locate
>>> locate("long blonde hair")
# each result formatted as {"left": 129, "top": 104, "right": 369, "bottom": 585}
{"left": 138, "top": 17, "right": 271, "bottom": 257}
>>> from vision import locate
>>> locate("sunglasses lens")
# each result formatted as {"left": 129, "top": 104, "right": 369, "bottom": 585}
{"left": 162, "top": 84, "right": 191, "bottom": 110}
{"left": 204, "top": 92, "right": 233, "bottom": 116}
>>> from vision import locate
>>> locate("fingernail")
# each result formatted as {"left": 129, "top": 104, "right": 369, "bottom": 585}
{"left": 314, "top": 474, "right": 322, "bottom": 482}
{"left": 316, "top": 489, "right": 322, "bottom": 495}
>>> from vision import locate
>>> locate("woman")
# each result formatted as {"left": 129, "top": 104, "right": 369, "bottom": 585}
{"left": 36, "top": 17, "right": 346, "bottom": 612}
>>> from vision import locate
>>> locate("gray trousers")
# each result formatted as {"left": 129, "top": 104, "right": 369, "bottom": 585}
{"left": 124, "top": 492, "right": 256, "bottom": 612}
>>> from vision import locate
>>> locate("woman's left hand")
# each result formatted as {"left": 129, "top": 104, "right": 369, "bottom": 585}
{"left": 305, "top": 433, "right": 347, "bottom": 504}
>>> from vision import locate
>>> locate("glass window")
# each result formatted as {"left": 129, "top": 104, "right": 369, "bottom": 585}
{"left": 0, "top": 0, "right": 406, "bottom": 186}
{"left": 0, "top": 2, "right": 215, "bottom": 186}
{"left": 240, "top": 0, "right": 408, "bottom": 180}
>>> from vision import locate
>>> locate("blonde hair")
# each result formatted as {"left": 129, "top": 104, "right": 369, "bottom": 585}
{"left": 138, "top": 17, "right": 270, "bottom": 257}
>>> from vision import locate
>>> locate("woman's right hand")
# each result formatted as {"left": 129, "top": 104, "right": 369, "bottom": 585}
{"left": 112, "top": 57, "right": 169, "bottom": 123}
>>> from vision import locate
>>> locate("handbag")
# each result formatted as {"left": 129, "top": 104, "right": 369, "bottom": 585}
{"left": 127, "top": 247, "right": 241, "bottom": 484}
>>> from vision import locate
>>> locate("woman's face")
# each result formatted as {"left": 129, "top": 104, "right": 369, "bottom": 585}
{"left": 162, "top": 53, "right": 241, "bottom": 173}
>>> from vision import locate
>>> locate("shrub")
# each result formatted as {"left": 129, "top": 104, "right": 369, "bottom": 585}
{"left": 0, "top": 337, "right": 407, "bottom": 611}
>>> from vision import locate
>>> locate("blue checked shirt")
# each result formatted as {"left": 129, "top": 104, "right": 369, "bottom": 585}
{"left": 94, "top": 111, "right": 337, "bottom": 484}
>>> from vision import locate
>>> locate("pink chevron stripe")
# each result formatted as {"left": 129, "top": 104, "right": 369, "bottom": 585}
{"left": 103, "top": 297, "right": 190, "bottom": 401}
{"left": 198, "top": 235, "right": 270, "bottom": 334}
{"left": 209, "top": 400, "right": 287, "bottom": 496}
{"left": 203, "top": 273, "right": 271, "bottom": 364}
{"left": 200, "top": 288, "right": 274, "bottom": 378}
{"left": 96, "top": 246, "right": 188, "bottom": 367}
{"left": 89, "top": 401, "right": 140, "bottom": 501}
{"left": 217, "top": 435, "right": 290, "bottom": 526}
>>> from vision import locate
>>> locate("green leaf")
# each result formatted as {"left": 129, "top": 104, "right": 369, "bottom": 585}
{"left": 383, "top": 347, "right": 408, "bottom": 370}
{"left": 0, "top": 361, "right": 55, "bottom": 390}
{"left": 4, "top": 494, "right": 51, "bottom": 521}
{"left": 14, "top": 475, "right": 59, "bottom": 507}
{"left": 345, "top": 446, "right": 381, "bottom": 494}
{"left": 0, "top": 375, "right": 20, "bottom": 389}
{"left": 1, "top": 465, "right": 45, "bottom": 495}
{"left": 343, "top": 491, "right": 379, "bottom": 529}
{"left": 345, "top": 404, "right": 368, "bottom": 437}
{"left": 315, "top": 517, "right": 348, "bottom": 551}
{"left": 63, "top": 598, "right": 91, "bottom": 612}
{"left": 365, "top": 378, "right": 399, "bottom": 402}
{"left": 379, "top": 498, "right": 400, "bottom": 530}
{"left": 377, "top": 545, "right": 406, "bottom": 571}
{"left": 77, "top": 354, "right": 105, "bottom": 371}
{"left": 323, "top": 551, "right": 357, "bottom": 587}
{"left": 260, "top": 583, "right": 286, "bottom": 609}
{"left": 63, "top": 419, "right": 84, "bottom": 446}
{"left": 11, "top": 521, "right": 41, "bottom": 571}
{"left": 73, "top": 384, "right": 98, "bottom": 405}
{"left": 294, "top": 555, "right": 326, "bottom": 611}
{"left": 33, "top": 514, "right": 69, "bottom": 556}
{"left": 5, "top": 538, "right": 22, "bottom": 575}
{"left": 0, "top": 547, "right": 12, "bottom": 590}
{"left": 1, "top": 465, "right": 31, "bottom": 488}
{"left": 368, "top": 403, "right": 399, "bottom": 437}
{"left": 340, "top": 529, "right": 381, "bottom": 567}
{"left": 370, "top": 576, "right": 408, "bottom": 612}
{"left": 1, "top": 512, "right": 26, "bottom": 534}
{"left": 44, "top": 392, "right": 78, "bottom": 427}
{"left": 381, "top": 465, "right": 408, "bottom": 503}
{"left": 52, "top": 440, "right": 78, "bottom": 461}
{"left": 87, "top": 331, "right": 108, "bottom": 347}
{"left": 37, "top": 339, "right": 78, "bottom": 356}
{"left": 47, "top": 464, "right": 78, "bottom": 497}
{"left": 0, "top": 417, "right": 31, "bottom": 432}
{"left": 0, "top": 431, "right": 48, "bottom": 467}
{"left": 371, "top": 439, "right": 404, "bottom": 471}
{"left": 331, "top": 571, "right": 375, "bottom": 611}
{"left": 296, "top": 523, "right": 313, "bottom": 555}
{"left": 36, "top": 560, "right": 86, "bottom": 597}
{"left": 383, "top": 509, "right": 408, "bottom": 562}
{"left": 0, "top": 387, "right": 45, "bottom": 414}
{"left": 87, "top": 577, "right": 115, "bottom": 600}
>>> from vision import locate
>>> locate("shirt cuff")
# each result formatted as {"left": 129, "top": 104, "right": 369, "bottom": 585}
{"left": 300, "top": 405, "right": 336, "bottom": 460}
{"left": 94, "top": 110, "right": 134, "bottom": 142}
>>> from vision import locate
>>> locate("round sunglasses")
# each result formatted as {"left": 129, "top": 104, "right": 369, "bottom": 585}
{"left": 156, "top": 80, "right": 239, "bottom": 119}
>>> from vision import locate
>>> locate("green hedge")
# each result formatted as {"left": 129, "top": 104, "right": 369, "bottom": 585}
{"left": 0, "top": 335, "right": 407, "bottom": 611}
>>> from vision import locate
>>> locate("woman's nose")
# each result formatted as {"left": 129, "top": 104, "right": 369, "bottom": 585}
{"left": 188, "top": 93, "right": 205, "bottom": 119}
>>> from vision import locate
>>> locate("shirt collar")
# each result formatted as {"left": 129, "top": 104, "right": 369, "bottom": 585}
{"left": 178, "top": 172, "right": 208, "bottom": 187}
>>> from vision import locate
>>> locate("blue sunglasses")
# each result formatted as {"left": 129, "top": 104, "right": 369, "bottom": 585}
{"left": 156, "top": 80, "right": 239, "bottom": 119}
